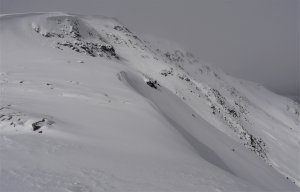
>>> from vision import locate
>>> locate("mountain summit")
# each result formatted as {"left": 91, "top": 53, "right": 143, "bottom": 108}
{"left": 0, "top": 12, "right": 299, "bottom": 192}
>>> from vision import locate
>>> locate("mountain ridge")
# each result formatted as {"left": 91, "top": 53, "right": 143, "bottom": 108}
{"left": 0, "top": 12, "right": 299, "bottom": 192}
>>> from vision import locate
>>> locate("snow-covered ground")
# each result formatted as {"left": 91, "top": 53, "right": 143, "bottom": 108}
{"left": 0, "top": 12, "right": 299, "bottom": 192}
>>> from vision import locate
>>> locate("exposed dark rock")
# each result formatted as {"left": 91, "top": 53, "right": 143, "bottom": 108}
{"left": 100, "top": 44, "right": 116, "bottom": 56}
{"left": 113, "top": 25, "right": 123, "bottom": 31}
{"left": 31, "top": 118, "right": 54, "bottom": 132}
{"left": 32, "top": 119, "right": 45, "bottom": 131}
{"left": 161, "top": 68, "right": 173, "bottom": 77}
{"left": 146, "top": 80, "right": 160, "bottom": 89}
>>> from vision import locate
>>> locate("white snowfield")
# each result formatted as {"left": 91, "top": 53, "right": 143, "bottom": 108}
{"left": 0, "top": 12, "right": 299, "bottom": 192}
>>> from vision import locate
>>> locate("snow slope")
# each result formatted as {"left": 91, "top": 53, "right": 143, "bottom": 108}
{"left": 0, "top": 12, "right": 299, "bottom": 192}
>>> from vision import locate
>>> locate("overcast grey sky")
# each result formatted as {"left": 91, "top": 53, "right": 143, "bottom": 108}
{"left": 1, "top": 0, "right": 299, "bottom": 96}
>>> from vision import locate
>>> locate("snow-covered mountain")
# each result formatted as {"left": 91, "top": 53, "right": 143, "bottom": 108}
{"left": 0, "top": 12, "right": 299, "bottom": 192}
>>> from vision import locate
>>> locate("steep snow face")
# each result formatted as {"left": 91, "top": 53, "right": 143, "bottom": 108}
{"left": 0, "top": 12, "right": 299, "bottom": 192}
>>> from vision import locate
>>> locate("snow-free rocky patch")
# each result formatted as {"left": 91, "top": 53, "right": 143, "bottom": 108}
{"left": 0, "top": 105, "right": 54, "bottom": 134}
{"left": 0, "top": 12, "right": 299, "bottom": 191}
{"left": 32, "top": 15, "right": 118, "bottom": 59}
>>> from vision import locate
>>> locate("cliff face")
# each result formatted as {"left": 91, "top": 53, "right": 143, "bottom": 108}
{"left": 0, "top": 12, "right": 299, "bottom": 192}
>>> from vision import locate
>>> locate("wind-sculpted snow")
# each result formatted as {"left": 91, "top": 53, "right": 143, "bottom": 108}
{"left": 119, "top": 70, "right": 298, "bottom": 191}
{"left": 0, "top": 12, "right": 299, "bottom": 191}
